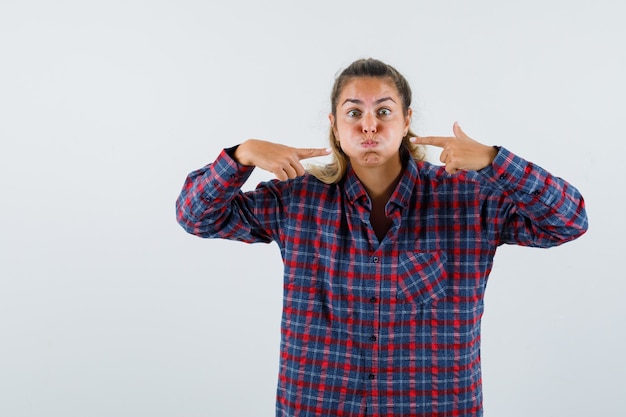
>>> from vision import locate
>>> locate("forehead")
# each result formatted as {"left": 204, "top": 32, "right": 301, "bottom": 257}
{"left": 339, "top": 77, "right": 400, "bottom": 104}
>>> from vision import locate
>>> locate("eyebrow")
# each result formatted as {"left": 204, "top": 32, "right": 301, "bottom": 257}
{"left": 341, "top": 97, "right": 396, "bottom": 106}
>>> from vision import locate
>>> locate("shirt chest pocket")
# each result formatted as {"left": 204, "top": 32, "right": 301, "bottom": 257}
{"left": 396, "top": 251, "right": 448, "bottom": 306}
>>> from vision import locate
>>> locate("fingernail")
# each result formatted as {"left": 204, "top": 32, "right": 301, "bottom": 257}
{"left": 325, "top": 148, "right": 332, "bottom": 153}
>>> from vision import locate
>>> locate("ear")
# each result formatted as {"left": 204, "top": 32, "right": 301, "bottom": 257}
{"left": 404, "top": 108, "right": 413, "bottom": 133}
{"left": 328, "top": 113, "right": 338, "bottom": 137}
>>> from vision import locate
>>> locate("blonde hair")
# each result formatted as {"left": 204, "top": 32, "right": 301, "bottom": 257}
{"left": 308, "top": 58, "right": 425, "bottom": 184}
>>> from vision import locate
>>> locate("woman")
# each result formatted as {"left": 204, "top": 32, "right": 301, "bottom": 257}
{"left": 176, "top": 58, "right": 587, "bottom": 417}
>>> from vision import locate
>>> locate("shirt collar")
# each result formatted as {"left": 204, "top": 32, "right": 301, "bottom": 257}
{"left": 343, "top": 157, "right": 419, "bottom": 211}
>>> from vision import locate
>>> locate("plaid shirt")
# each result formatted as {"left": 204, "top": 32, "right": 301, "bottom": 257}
{"left": 176, "top": 146, "right": 587, "bottom": 417}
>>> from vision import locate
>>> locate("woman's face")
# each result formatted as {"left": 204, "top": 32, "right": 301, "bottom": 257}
{"left": 330, "top": 76, "right": 411, "bottom": 173}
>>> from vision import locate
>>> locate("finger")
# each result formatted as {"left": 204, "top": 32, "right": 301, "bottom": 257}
{"left": 446, "top": 165, "right": 459, "bottom": 175}
{"left": 439, "top": 150, "right": 449, "bottom": 164}
{"left": 285, "top": 155, "right": 306, "bottom": 177}
{"left": 295, "top": 147, "right": 332, "bottom": 161}
{"left": 410, "top": 136, "right": 450, "bottom": 149}
{"left": 453, "top": 121, "right": 469, "bottom": 140}
{"left": 293, "top": 161, "right": 306, "bottom": 177}
{"left": 282, "top": 164, "right": 298, "bottom": 179}
{"left": 274, "top": 169, "right": 288, "bottom": 181}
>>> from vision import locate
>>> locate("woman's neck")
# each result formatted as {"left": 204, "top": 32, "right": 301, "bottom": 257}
{"left": 352, "top": 160, "right": 404, "bottom": 205}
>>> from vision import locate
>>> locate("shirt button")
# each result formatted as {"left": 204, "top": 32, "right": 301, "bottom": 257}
{"left": 369, "top": 335, "right": 377, "bottom": 341}
{"left": 532, "top": 190, "right": 541, "bottom": 196}
{"left": 372, "top": 257, "right": 379, "bottom": 263}
{"left": 499, "top": 173, "right": 507, "bottom": 180}
{"left": 369, "top": 296, "right": 377, "bottom": 303}
{"left": 368, "top": 373, "right": 376, "bottom": 380}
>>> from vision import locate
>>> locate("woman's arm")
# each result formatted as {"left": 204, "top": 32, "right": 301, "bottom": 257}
{"left": 478, "top": 147, "right": 588, "bottom": 248}
{"left": 412, "top": 122, "right": 588, "bottom": 247}
{"left": 175, "top": 140, "right": 330, "bottom": 243}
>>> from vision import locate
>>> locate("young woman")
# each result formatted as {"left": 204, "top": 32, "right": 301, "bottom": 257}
{"left": 176, "top": 58, "right": 588, "bottom": 417}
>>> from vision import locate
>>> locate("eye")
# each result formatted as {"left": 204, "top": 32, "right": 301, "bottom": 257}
{"left": 347, "top": 109, "right": 361, "bottom": 118}
{"left": 378, "top": 108, "right": 391, "bottom": 116}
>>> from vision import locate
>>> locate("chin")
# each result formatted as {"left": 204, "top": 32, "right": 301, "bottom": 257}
{"left": 362, "top": 154, "right": 382, "bottom": 164}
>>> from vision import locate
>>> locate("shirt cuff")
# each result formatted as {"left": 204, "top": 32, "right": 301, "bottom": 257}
{"left": 477, "top": 147, "right": 555, "bottom": 205}
{"left": 201, "top": 147, "right": 256, "bottom": 200}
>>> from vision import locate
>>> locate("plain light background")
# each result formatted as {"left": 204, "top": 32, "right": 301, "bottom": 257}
{"left": 1, "top": 0, "right": 623, "bottom": 416}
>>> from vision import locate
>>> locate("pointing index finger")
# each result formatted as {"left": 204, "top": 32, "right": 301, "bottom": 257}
{"left": 296, "top": 147, "right": 332, "bottom": 160}
{"left": 411, "top": 136, "right": 451, "bottom": 149}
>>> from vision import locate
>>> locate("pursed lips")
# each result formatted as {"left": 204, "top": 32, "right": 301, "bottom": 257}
{"left": 361, "top": 139, "right": 378, "bottom": 148}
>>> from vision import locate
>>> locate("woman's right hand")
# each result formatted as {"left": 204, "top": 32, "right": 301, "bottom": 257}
{"left": 234, "top": 139, "right": 331, "bottom": 181}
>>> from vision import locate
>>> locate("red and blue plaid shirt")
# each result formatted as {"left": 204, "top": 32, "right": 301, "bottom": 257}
{"left": 176, "top": 146, "right": 587, "bottom": 416}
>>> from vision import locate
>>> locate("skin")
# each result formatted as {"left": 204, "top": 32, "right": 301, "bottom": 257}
{"left": 412, "top": 122, "right": 498, "bottom": 175}
{"left": 234, "top": 76, "right": 497, "bottom": 191}
{"left": 234, "top": 78, "right": 497, "bottom": 241}
{"left": 234, "top": 140, "right": 330, "bottom": 181}
{"left": 329, "top": 77, "right": 411, "bottom": 203}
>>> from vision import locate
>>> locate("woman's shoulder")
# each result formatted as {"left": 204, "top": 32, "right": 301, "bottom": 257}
{"left": 415, "top": 160, "right": 482, "bottom": 185}
{"left": 252, "top": 172, "right": 339, "bottom": 198}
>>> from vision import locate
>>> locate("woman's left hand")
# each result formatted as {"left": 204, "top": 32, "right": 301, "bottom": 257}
{"left": 411, "top": 122, "right": 498, "bottom": 174}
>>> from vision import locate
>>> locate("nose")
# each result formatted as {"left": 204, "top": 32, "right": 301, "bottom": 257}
{"left": 361, "top": 112, "right": 377, "bottom": 134}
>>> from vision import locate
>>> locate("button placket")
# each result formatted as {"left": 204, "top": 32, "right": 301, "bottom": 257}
{"left": 366, "top": 252, "right": 382, "bottom": 392}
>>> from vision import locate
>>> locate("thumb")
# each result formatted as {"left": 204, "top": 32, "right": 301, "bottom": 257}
{"left": 453, "top": 121, "right": 468, "bottom": 139}
{"left": 296, "top": 147, "right": 332, "bottom": 160}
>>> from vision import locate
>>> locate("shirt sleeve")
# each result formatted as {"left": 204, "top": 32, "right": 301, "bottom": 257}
{"left": 175, "top": 147, "right": 287, "bottom": 243}
{"left": 476, "top": 147, "right": 588, "bottom": 248}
